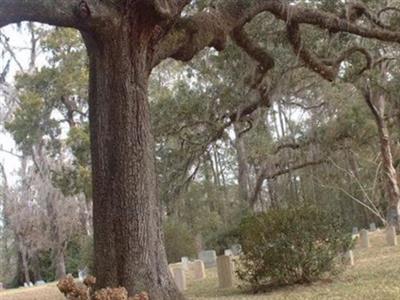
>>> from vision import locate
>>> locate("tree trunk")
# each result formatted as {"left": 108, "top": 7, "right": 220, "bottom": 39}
{"left": 19, "top": 241, "right": 30, "bottom": 283}
{"left": 31, "top": 251, "right": 42, "bottom": 282}
{"left": 54, "top": 246, "right": 66, "bottom": 279}
{"left": 45, "top": 188, "right": 66, "bottom": 280}
{"left": 365, "top": 91, "right": 400, "bottom": 229}
{"left": 377, "top": 114, "right": 400, "bottom": 228}
{"left": 234, "top": 125, "right": 251, "bottom": 204}
{"left": 83, "top": 20, "right": 183, "bottom": 299}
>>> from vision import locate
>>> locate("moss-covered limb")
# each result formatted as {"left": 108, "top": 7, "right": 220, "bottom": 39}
{"left": 154, "top": 0, "right": 400, "bottom": 70}
{"left": 286, "top": 22, "right": 337, "bottom": 82}
{"left": 0, "top": 0, "right": 116, "bottom": 30}
{"left": 231, "top": 27, "right": 275, "bottom": 75}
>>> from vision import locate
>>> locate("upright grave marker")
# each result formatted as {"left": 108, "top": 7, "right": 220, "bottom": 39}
{"left": 189, "top": 260, "right": 206, "bottom": 280}
{"left": 217, "top": 255, "right": 234, "bottom": 288}
{"left": 360, "top": 229, "right": 370, "bottom": 248}
{"left": 198, "top": 250, "right": 217, "bottom": 268}
{"left": 181, "top": 257, "right": 189, "bottom": 271}
{"left": 386, "top": 225, "right": 398, "bottom": 246}
{"left": 171, "top": 266, "right": 187, "bottom": 291}
{"left": 343, "top": 250, "right": 354, "bottom": 266}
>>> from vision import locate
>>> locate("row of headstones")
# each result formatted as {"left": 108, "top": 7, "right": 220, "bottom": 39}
{"left": 197, "top": 245, "right": 242, "bottom": 268}
{"left": 169, "top": 255, "right": 235, "bottom": 292}
{"left": 23, "top": 280, "right": 46, "bottom": 288}
{"left": 352, "top": 222, "right": 378, "bottom": 235}
{"left": 343, "top": 225, "right": 398, "bottom": 267}
{"left": 356, "top": 225, "right": 398, "bottom": 248}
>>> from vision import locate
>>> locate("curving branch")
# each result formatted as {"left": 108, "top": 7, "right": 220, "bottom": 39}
{"left": 250, "top": 158, "right": 327, "bottom": 208}
{"left": 0, "top": 0, "right": 115, "bottom": 30}
{"left": 330, "top": 47, "right": 372, "bottom": 74}
{"left": 287, "top": 21, "right": 373, "bottom": 81}
{"left": 231, "top": 27, "right": 275, "bottom": 75}
{"left": 287, "top": 22, "right": 337, "bottom": 81}
{"left": 377, "top": 6, "right": 400, "bottom": 28}
{"left": 154, "top": 1, "right": 400, "bottom": 76}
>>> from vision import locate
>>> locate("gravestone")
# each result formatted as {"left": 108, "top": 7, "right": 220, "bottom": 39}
{"left": 23, "top": 282, "right": 29, "bottom": 288}
{"left": 352, "top": 227, "right": 358, "bottom": 235}
{"left": 386, "top": 225, "right": 398, "bottom": 246}
{"left": 35, "top": 280, "right": 46, "bottom": 286}
{"left": 369, "top": 223, "right": 377, "bottom": 232}
{"left": 343, "top": 250, "right": 354, "bottom": 266}
{"left": 181, "top": 257, "right": 189, "bottom": 271}
{"left": 360, "top": 229, "right": 370, "bottom": 248}
{"left": 230, "top": 244, "right": 242, "bottom": 256}
{"left": 78, "top": 268, "right": 88, "bottom": 282}
{"left": 198, "top": 250, "right": 217, "bottom": 268}
{"left": 28, "top": 282, "right": 33, "bottom": 287}
{"left": 189, "top": 260, "right": 206, "bottom": 280}
{"left": 224, "top": 249, "right": 233, "bottom": 256}
{"left": 172, "top": 267, "right": 187, "bottom": 291}
{"left": 0, "top": 282, "right": 3, "bottom": 290}
{"left": 217, "top": 255, "right": 234, "bottom": 288}
{"left": 169, "top": 262, "right": 183, "bottom": 269}
{"left": 168, "top": 266, "right": 174, "bottom": 278}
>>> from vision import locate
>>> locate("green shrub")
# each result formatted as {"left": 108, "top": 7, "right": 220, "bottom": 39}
{"left": 237, "top": 205, "right": 353, "bottom": 292}
{"left": 164, "top": 219, "right": 197, "bottom": 263}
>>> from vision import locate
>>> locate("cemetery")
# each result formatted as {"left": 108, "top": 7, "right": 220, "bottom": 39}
{"left": 2, "top": 1, "right": 400, "bottom": 299}
{"left": 1, "top": 228, "right": 400, "bottom": 299}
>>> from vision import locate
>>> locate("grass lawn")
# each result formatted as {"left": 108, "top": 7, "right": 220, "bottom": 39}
{"left": 1, "top": 230, "right": 399, "bottom": 299}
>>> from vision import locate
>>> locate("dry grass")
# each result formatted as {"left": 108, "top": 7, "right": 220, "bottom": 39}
{"left": 0, "top": 282, "right": 64, "bottom": 300}
{"left": 1, "top": 230, "right": 399, "bottom": 300}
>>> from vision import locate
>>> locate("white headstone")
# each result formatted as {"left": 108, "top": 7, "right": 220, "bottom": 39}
{"left": 217, "top": 255, "right": 234, "bottom": 288}
{"left": 172, "top": 267, "right": 187, "bottom": 291}
{"left": 198, "top": 250, "right": 217, "bottom": 268}
{"left": 35, "top": 280, "right": 46, "bottom": 286}
{"left": 343, "top": 250, "right": 354, "bottom": 266}
{"left": 224, "top": 249, "right": 233, "bottom": 256}
{"left": 28, "top": 282, "right": 33, "bottom": 287}
{"left": 23, "top": 282, "right": 29, "bottom": 288}
{"left": 189, "top": 260, "right": 206, "bottom": 280}
{"left": 0, "top": 282, "right": 3, "bottom": 290}
{"left": 181, "top": 257, "right": 189, "bottom": 271}
{"left": 360, "top": 229, "right": 369, "bottom": 248}
{"left": 168, "top": 266, "right": 174, "bottom": 278}
{"left": 78, "top": 268, "right": 88, "bottom": 282}
{"left": 352, "top": 227, "right": 358, "bottom": 235}
{"left": 386, "top": 225, "right": 398, "bottom": 246}
{"left": 369, "top": 223, "right": 377, "bottom": 232}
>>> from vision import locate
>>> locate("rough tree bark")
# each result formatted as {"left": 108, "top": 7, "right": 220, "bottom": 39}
{"left": 3, "top": 0, "right": 400, "bottom": 298}
{"left": 17, "top": 238, "right": 31, "bottom": 283}
{"left": 363, "top": 88, "right": 400, "bottom": 229}
{"left": 83, "top": 19, "right": 182, "bottom": 298}
{"left": 234, "top": 124, "right": 251, "bottom": 204}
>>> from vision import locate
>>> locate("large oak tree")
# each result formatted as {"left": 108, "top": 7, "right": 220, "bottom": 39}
{"left": 2, "top": 0, "right": 400, "bottom": 298}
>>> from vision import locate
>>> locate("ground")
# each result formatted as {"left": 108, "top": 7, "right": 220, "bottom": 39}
{"left": 1, "top": 230, "right": 399, "bottom": 300}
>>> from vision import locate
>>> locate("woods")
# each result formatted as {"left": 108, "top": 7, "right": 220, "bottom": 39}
{"left": 2, "top": 0, "right": 400, "bottom": 299}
